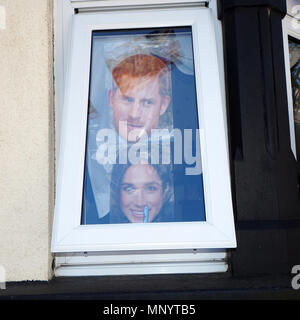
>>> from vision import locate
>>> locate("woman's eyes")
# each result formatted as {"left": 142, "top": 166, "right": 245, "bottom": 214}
{"left": 122, "top": 185, "right": 135, "bottom": 192}
{"left": 145, "top": 185, "right": 158, "bottom": 192}
{"left": 121, "top": 184, "right": 159, "bottom": 193}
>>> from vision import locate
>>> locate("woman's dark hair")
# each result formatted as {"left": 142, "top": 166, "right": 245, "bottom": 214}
{"left": 109, "top": 159, "right": 174, "bottom": 223}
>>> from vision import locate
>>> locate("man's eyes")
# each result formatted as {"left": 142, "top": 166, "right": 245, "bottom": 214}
{"left": 120, "top": 96, "right": 154, "bottom": 106}
{"left": 122, "top": 96, "right": 134, "bottom": 103}
{"left": 143, "top": 99, "right": 153, "bottom": 106}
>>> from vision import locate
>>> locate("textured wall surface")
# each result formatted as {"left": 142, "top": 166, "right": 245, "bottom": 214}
{"left": 0, "top": 0, "right": 54, "bottom": 281}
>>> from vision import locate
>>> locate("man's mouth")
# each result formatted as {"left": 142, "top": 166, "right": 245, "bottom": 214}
{"left": 126, "top": 125, "right": 146, "bottom": 141}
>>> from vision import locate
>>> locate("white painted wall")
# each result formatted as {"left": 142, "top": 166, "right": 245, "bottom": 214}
{"left": 0, "top": 0, "right": 54, "bottom": 281}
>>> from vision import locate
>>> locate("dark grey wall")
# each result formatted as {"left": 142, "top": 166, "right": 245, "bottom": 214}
{"left": 218, "top": 0, "right": 300, "bottom": 275}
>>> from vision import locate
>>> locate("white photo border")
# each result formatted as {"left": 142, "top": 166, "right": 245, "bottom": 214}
{"left": 51, "top": 7, "right": 236, "bottom": 253}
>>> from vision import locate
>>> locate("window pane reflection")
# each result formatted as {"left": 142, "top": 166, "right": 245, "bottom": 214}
{"left": 289, "top": 38, "right": 300, "bottom": 160}
{"left": 81, "top": 27, "right": 206, "bottom": 225}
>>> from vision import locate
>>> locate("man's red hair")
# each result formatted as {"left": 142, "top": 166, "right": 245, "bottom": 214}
{"left": 112, "top": 54, "right": 169, "bottom": 95}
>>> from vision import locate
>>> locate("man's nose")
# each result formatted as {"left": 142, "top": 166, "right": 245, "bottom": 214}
{"left": 128, "top": 100, "right": 141, "bottom": 119}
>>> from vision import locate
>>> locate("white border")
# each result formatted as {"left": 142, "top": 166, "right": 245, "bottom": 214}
{"left": 54, "top": 0, "right": 74, "bottom": 163}
{"left": 54, "top": 249, "right": 227, "bottom": 276}
{"left": 51, "top": 7, "right": 236, "bottom": 253}
{"left": 71, "top": 0, "right": 208, "bottom": 10}
{"left": 54, "top": 261, "right": 228, "bottom": 277}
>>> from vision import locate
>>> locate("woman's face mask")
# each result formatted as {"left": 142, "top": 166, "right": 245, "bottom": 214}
{"left": 120, "top": 164, "right": 165, "bottom": 223}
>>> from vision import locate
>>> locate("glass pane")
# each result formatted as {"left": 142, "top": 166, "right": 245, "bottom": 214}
{"left": 81, "top": 27, "right": 206, "bottom": 224}
{"left": 287, "top": 0, "right": 299, "bottom": 14}
{"left": 289, "top": 37, "right": 300, "bottom": 160}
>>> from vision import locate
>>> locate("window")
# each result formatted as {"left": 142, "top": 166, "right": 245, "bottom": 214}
{"left": 283, "top": 0, "right": 300, "bottom": 160}
{"left": 81, "top": 26, "right": 206, "bottom": 225}
{"left": 51, "top": 1, "right": 236, "bottom": 264}
{"left": 289, "top": 36, "right": 300, "bottom": 160}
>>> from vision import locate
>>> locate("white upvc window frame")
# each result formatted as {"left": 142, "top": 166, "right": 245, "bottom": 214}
{"left": 52, "top": 0, "right": 235, "bottom": 275}
{"left": 283, "top": 1, "right": 300, "bottom": 159}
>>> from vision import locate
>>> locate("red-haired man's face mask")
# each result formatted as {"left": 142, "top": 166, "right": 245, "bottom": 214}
{"left": 109, "top": 74, "right": 170, "bottom": 142}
